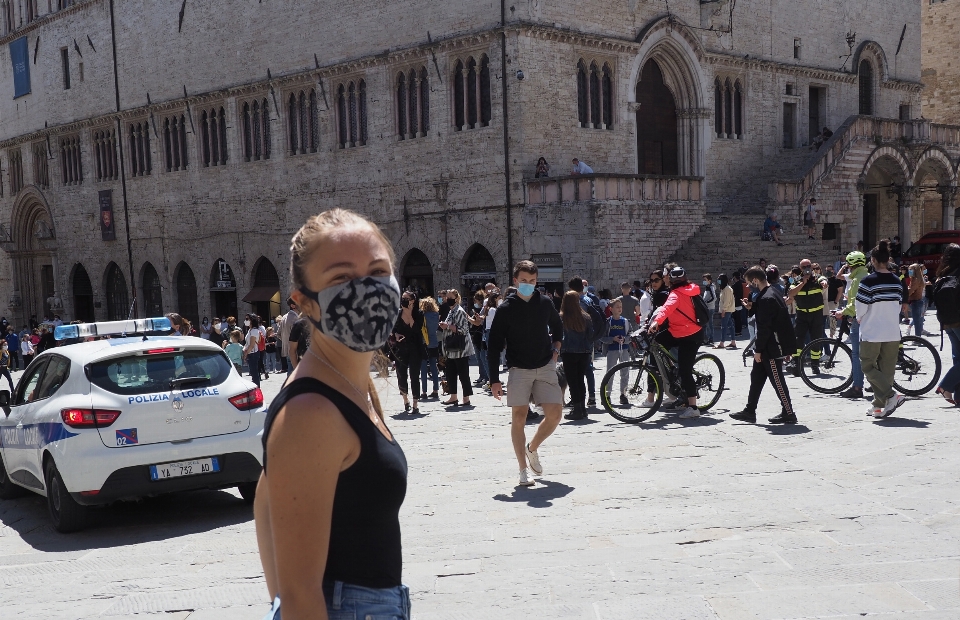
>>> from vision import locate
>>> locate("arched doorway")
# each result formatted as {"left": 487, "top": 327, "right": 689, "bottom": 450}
{"left": 175, "top": 262, "right": 199, "bottom": 327}
{"left": 860, "top": 151, "right": 909, "bottom": 250}
{"left": 400, "top": 249, "right": 434, "bottom": 295}
{"left": 461, "top": 244, "right": 497, "bottom": 295}
{"left": 913, "top": 150, "right": 956, "bottom": 238}
{"left": 105, "top": 262, "right": 129, "bottom": 320}
{"left": 243, "top": 257, "right": 281, "bottom": 321}
{"left": 71, "top": 264, "right": 95, "bottom": 323}
{"left": 141, "top": 262, "right": 163, "bottom": 317}
{"left": 636, "top": 59, "right": 678, "bottom": 175}
{"left": 8, "top": 191, "right": 58, "bottom": 326}
{"left": 210, "top": 258, "right": 238, "bottom": 319}
{"left": 858, "top": 60, "right": 874, "bottom": 116}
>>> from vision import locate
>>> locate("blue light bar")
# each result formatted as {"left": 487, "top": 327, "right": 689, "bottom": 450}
{"left": 54, "top": 317, "right": 173, "bottom": 341}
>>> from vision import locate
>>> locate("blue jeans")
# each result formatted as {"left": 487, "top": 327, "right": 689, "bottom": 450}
{"left": 421, "top": 348, "right": 440, "bottom": 394}
{"left": 720, "top": 313, "right": 735, "bottom": 342}
{"left": 939, "top": 327, "right": 960, "bottom": 394}
{"left": 850, "top": 319, "right": 863, "bottom": 388}
{"left": 247, "top": 351, "right": 261, "bottom": 387}
{"left": 476, "top": 345, "right": 489, "bottom": 382}
{"left": 703, "top": 309, "right": 715, "bottom": 343}
{"left": 263, "top": 581, "right": 411, "bottom": 620}
{"left": 910, "top": 300, "right": 926, "bottom": 337}
{"left": 264, "top": 351, "right": 278, "bottom": 372}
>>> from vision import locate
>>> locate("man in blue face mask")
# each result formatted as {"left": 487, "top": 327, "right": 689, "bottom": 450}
{"left": 487, "top": 260, "right": 564, "bottom": 488}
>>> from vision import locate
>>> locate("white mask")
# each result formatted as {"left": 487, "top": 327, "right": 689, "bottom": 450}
{"left": 244, "top": 320, "right": 250, "bottom": 327}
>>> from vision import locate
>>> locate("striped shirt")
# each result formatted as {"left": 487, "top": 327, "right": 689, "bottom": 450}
{"left": 855, "top": 272, "right": 907, "bottom": 342}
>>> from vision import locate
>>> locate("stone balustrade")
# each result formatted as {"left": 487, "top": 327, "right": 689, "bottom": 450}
{"left": 525, "top": 173, "right": 703, "bottom": 205}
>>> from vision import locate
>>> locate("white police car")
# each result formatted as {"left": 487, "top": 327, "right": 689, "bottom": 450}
{"left": 0, "top": 318, "right": 266, "bottom": 532}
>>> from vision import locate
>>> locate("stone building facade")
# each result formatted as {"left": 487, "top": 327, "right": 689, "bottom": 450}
{"left": 922, "top": 0, "right": 960, "bottom": 125}
{"left": 0, "top": 0, "right": 952, "bottom": 327}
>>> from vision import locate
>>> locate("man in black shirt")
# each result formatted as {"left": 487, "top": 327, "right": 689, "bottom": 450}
{"left": 732, "top": 266, "right": 799, "bottom": 424}
{"left": 288, "top": 317, "right": 311, "bottom": 370}
{"left": 488, "top": 260, "right": 564, "bottom": 487}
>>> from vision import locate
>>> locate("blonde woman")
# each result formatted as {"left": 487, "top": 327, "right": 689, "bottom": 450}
{"left": 255, "top": 209, "right": 409, "bottom": 620}
{"left": 419, "top": 296, "right": 441, "bottom": 398}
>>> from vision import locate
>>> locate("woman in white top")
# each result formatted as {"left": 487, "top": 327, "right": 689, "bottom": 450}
{"left": 243, "top": 316, "right": 263, "bottom": 387}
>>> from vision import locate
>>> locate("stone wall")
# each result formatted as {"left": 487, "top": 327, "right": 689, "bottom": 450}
{"left": 922, "top": 0, "right": 960, "bottom": 125}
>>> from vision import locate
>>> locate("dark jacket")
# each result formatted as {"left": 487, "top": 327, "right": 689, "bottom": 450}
{"left": 561, "top": 315, "right": 595, "bottom": 354}
{"left": 752, "top": 285, "right": 797, "bottom": 358}
{"left": 391, "top": 309, "right": 425, "bottom": 362}
{"left": 486, "top": 290, "right": 562, "bottom": 384}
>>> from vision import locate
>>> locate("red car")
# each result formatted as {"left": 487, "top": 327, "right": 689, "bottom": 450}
{"left": 902, "top": 230, "right": 960, "bottom": 273}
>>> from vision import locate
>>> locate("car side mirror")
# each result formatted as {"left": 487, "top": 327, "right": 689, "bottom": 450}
{"left": 0, "top": 389, "right": 10, "bottom": 415}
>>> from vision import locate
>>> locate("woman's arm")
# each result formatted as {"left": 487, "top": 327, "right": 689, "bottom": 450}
{"left": 260, "top": 394, "right": 360, "bottom": 619}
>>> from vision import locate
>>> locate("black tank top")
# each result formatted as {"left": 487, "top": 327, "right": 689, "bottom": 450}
{"left": 262, "top": 378, "right": 407, "bottom": 588}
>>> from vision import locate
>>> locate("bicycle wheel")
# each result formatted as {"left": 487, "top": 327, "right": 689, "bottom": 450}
{"left": 894, "top": 336, "right": 941, "bottom": 396}
{"left": 692, "top": 353, "right": 725, "bottom": 411}
{"left": 600, "top": 361, "right": 662, "bottom": 423}
{"left": 799, "top": 337, "right": 853, "bottom": 394}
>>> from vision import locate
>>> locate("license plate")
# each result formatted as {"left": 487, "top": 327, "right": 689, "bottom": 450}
{"left": 149, "top": 457, "right": 220, "bottom": 481}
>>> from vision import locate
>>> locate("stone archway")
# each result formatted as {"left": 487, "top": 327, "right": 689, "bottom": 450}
{"left": 631, "top": 17, "right": 708, "bottom": 178}
{"left": 913, "top": 147, "right": 957, "bottom": 234}
{"left": 400, "top": 248, "right": 434, "bottom": 295}
{"left": 636, "top": 59, "right": 678, "bottom": 175}
{"left": 6, "top": 189, "right": 58, "bottom": 326}
{"left": 859, "top": 147, "right": 911, "bottom": 249}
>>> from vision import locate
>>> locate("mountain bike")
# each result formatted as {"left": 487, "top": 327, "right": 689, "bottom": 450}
{"left": 797, "top": 315, "right": 941, "bottom": 396}
{"left": 599, "top": 329, "right": 725, "bottom": 423}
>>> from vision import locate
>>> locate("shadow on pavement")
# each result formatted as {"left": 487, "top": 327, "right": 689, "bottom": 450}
{"left": 391, "top": 411, "right": 429, "bottom": 420}
{"left": 761, "top": 424, "right": 812, "bottom": 435}
{"left": 493, "top": 479, "right": 574, "bottom": 508}
{"left": 0, "top": 488, "right": 253, "bottom": 553}
{"left": 561, "top": 417, "right": 600, "bottom": 426}
{"left": 873, "top": 417, "right": 930, "bottom": 428}
{"left": 640, "top": 415, "right": 724, "bottom": 429}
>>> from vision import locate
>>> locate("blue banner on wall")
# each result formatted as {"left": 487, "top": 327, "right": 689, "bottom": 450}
{"left": 10, "top": 37, "right": 30, "bottom": 99}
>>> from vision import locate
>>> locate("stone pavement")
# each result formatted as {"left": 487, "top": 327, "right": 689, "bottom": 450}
{"left": 1, "top": 318, "right": 958, "bottom": 619}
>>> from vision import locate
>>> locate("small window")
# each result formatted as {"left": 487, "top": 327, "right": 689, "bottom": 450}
{"left": 15, "top": 358, "right": 49, "bottom": 406}
{"left": 785, "top": 83, "right": 796, "bottom": 96}
{"left": 61, "top": 48, "right": 71, "bottom": 90}
{"left": 899, "top": 104, "right": 912, "bottom": 121}
{"left": 36, "top": 356, "right": 71, "bottom": 400}
{"left": 794, "top": 38, "right": 801, "bottom": 60}
{"left": 87, "top": 350, "right": 233, "bottom": 396}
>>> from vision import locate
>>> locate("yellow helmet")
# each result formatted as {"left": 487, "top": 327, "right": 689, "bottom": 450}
{"left": 845, "top": 251, "right": 866, "bottom": 267}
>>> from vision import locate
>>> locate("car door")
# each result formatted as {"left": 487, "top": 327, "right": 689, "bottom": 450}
{"left": 23, "top": 355, "right": 72, "bottom": 487}
{"left": 0, "top": 358, "right": 49, "bottom": 490}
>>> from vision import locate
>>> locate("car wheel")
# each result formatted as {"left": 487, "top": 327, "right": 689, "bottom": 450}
{"left": 237, "top": 481, "right": 257, "bottom": 504}
{"left": 44, "top": 461, "right": 88, "bottom": 533}
{"left": 0, "top": 456, "right": 28, "bottom": 500}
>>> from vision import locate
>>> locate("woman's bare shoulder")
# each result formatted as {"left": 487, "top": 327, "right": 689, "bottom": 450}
{"left": 268, "top": 392, "right": 357, "bottom": 452}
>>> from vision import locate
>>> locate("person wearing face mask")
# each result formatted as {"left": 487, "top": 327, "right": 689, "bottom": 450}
{"left": 786, "top": 258, "right": 828, "bottom": 377}
{"left": 199, "top": 317, "right": 212, "bottom": 339}
{"left": 731, "top": 266, "right": 799, "bottom": 424}
{"left": 907, "top": 263, "right": 928, "bottom": 337}
{"left": 255, "top": 209, "right": 410, "bottom": 620}
{"left": 487, "top": 260, "right": 564, "bottom": 487}
{"left": 390, "top": 291, "right": 425, "bottom": 414}
{"left": 439, "top": 290, "right": 475, "bottom": 406}
{"left": 714, "top": 274, "right": 736, "bottom": 349}
{"left": 700, "top": 274, "right": 716, "bottom": 345}
{"left": 467, "top": 291, "right": 488, "bottom": 387}
{"left": 825, "top": 265, "right": 846, "bottom": 339}
{"left": 243, "top": 316, "right": 263, "bottom": 387}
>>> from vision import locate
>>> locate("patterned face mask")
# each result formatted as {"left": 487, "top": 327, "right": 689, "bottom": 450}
{"left": 299, "top": 275, "right": 401, "bottom": 352}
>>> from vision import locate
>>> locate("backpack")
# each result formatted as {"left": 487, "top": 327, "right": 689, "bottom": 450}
{"left": 702, "top": 284, "right": 715, "bottom": 305}
{"left": 933, "top": 271, "right": 960, "bottom": 327}
{"left": 582, "top": 298, "right": 608, "bottom": 343}
{"left": 677, "top": 294, "right": 710, "bottom": 332}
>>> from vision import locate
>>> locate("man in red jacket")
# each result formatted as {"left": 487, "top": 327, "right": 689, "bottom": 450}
{"left": 649, "top": 266, "right": 704, "bottom": 418}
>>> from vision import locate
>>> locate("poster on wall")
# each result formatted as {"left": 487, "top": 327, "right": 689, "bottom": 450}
{"left": 9, "top": 37, "right": 30, "bottom": 99}
{"left": 99, "top": 190, "right": 116, "bottom": 241}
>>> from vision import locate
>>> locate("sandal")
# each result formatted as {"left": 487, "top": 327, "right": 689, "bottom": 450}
{"left": 726, "top": 344, "right": 738, "bottom": 350}
{"left": 713, "top": 344, "right": 726, "bottom": 349}
{"left": 936, "top": 387, "right": 956, "bottom": 405}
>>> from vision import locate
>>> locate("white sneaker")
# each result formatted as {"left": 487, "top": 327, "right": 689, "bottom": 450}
{"left": 866, "top": 405, "right": 883, "bottom": 416}
{"left": 640, "top": 398, "right": 657, "bottom": 408}
{"left": 518, "top": 468, "right": 535, "bottom": 487}
{"left": 879, "top": 393, "right": 906, "bottom": 417}
{"left": 525, "top": 443, "right": 543, "bottom": 476}
{"left": 679, "top": 406, "right": 700, "bottom": 419}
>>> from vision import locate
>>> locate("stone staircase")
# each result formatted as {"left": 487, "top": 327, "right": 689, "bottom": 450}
{"left": 669, "top": 213, "right": 841, "bottom": 279}
{"left": 706, "top": 147, "right": 820, "bottom": 215}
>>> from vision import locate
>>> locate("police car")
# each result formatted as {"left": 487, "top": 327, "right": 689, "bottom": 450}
{"left": 0, "top": 318, "right": 266, "bottom": 532}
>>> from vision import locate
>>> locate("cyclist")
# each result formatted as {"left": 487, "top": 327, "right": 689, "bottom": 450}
{"left": 648, "top": 266, "right": 703, "bottom": 419}
{"left": 731, "top": 266, "right": 799, "bottom": 424}
{"left": 833, "top": 251, "right": 869, "bottom": 399}
{"left": 787, "top": 258, "right": 828, "bottom": 376}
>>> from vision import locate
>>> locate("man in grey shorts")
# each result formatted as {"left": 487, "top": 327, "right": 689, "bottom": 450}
{"left": 488, "top": 260, "right": 564, "bottom": 487}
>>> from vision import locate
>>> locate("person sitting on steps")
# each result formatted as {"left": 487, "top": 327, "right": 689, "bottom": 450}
{"left": 763, "top": 213, "right": 784, "bottom": 246}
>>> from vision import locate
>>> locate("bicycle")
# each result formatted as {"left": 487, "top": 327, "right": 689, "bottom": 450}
{"left": 797, "top": 315, "right": 942, "bottom": 396}
{"left": 599, "top": 329, "right": 725, "bottom": 423}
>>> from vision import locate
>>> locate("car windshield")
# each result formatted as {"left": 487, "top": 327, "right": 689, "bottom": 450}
{"left": 87, "top": 349, "right": 232, "bottom": 396}
{"left": 905, "top": 242, "right": 949, "bottom": 257}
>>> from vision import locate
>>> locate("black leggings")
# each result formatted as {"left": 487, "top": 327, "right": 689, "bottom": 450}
{"left": 562, "top": 352, "right": 591, "bottom": 404}
{"left": 396, "top": 354, "right": 423, "bottom": 400}
{"left": 747, "top": 355, "right": 794, "bottom": 416}
{"left": 445, "top": 357, "right": 473, "bottom": 396}
{"left": 655, "top": 330, "right": 701, "bottom": 399}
